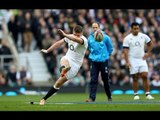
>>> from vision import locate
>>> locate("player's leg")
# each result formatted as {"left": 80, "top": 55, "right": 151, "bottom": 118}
{"left": 132, "top": 73, "right": 140, "bottom": 100}
{"left": 140, "top": 72, "right": 149, "bottom": 92}
{"left": 39, "top": 76, "right": 68, "bottom": 105}
{"left": 86, "top": 61, "right": 99, "bottom": 102}
{"left": 140, "top": 72, "right": 154, "bottom": 99}
{"left": 100, "top": 60, "right": 112, "bottom": 101}
{"left": 40, "top": 60, "right": 80, "bottom": 105}
{"left": 139, "top": 62, "right": 154, "bottom": 99}
{"left": 60, "top": 56, "right": 71, "bottom": 77}
{"left": 40, "top": 56, "right": 70, "bottom": 105}
{"left": 129, "top": 63, "right": 140, "bottom": 100}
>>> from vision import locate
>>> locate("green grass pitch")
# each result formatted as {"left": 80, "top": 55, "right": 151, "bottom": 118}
{"left": 0, "top": 93, "right": 160, "bottom": 111}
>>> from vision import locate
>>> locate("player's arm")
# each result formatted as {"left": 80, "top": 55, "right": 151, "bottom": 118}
{"left": 143, "top": 40, "right": 153, "bottom": 60}
{"left": 123, "top": 47, "right": 131, "bottom": 68}
{"left": 58, "top": 29, "right": 84, "bottom": 45}
{"left": 147, "top": 40, "right": 153, "bottom": 54}
{"left": 106, "top": 36, "right": 113, "bottom": 56}
{"left": 41, "top": 39, "right": 65, "bottom": 53}
{"left": 123, "top": 47, "right": 129, "bottom": 63}
{"left": 123, "top": 37, "right": 131, "bottom": 68}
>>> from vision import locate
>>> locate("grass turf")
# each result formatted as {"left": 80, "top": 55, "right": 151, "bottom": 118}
{"left": 0, "top": 93, "right": 160, "bottom": 111}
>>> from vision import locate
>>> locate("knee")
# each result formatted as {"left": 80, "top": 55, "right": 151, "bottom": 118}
{"left": 90, "top": 79, "right": 98, "bottom": 84}
{"left": 54, "top": 82, "right": 62, "bottom": 88}
{"left": 141, "top": 74, "right": 147, "bottom": 80}
{"left": 132, "top": 76, "right": 138, "bottom": 82}
{"left": 59, "top": 66, "right": 65, "bottom": 72}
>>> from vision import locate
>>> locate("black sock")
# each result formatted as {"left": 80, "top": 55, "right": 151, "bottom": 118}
{"left": 43, "top": 86, "right": 59, "bottom": 100}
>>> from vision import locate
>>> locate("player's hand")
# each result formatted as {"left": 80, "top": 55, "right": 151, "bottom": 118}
{"left": 96, "top": 29, "right": 101, "bottom": 33}
{"left": 58, "top": 29, "right": 66, "bottom": 37}
{"left": 126, "top": 62, "right": 131, "bottom": 69}
{"left": 41, "top": 49, "right": 48, "bottom": 53}
{"left": 143, "top": 53, "right": 150, "bottom": 60}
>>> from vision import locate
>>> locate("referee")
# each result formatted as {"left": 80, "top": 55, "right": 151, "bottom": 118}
{"left": 86, "top": 22, "right": 113, "bottom": 102}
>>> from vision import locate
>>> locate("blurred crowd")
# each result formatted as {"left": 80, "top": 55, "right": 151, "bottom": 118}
{"left": 0, "top": 9, "right": 160, "bottom": 87}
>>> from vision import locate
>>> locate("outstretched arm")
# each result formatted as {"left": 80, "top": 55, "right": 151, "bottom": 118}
{"left": 58, "top": 29, "right": 84, "bottom": 45}
{"left": 41, "top": 39, "right": 65, "bottom": 53}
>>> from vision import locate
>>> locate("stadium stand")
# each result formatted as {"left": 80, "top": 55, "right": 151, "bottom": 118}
{"left": 0, "top": 9, "right": 160, "bottom": 92}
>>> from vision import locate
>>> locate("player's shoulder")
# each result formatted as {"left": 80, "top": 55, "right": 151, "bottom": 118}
{"left": 81, "top": 35, "right": 88, "bottom": 46}
{"left": 138, "top": 32, "right": 150, "bottom": 40}
{"left": 81, "top": 35, "right": 87, "bottom": 41}
{"left": 102, "top": 32, "right": 111, "bottom": 40}
{"left": 138, "top": 32, "right": 145, "bottom": 36}
{"left": 138, "top": 32, "right": 149, "bottom": 37}
{"left": 124, "top": 33, "right": 132, "bottom": 39}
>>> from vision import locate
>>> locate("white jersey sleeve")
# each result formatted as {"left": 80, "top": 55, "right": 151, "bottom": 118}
{"left": 123, "top": 36, "right": 130, "bottom": 48}
{"left": 143, "top": 34, "right": 151, "bottom": 43}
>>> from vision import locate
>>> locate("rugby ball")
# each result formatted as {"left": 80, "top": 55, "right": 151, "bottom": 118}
{"left": 94, "top": 30, "right": 103, "bottom": 42}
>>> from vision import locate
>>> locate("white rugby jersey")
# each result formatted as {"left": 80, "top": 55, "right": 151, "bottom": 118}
{"left": 123, "top": 32, "right": 151, "bottom": 59}
{"left": 64, "top": 34, "right": 88, "bottom": 65}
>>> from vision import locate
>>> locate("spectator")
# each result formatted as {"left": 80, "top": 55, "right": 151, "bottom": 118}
{"left": 0, "top": 39, "right": 13, "bottom": 71}
{"left": 8, "top": 15, "right": 19, "bottom": 48}
{"left": 0, "top": 69, "right": 6, "bottom": 86}
{"left": 151, "top": 73, "right": 160, "bottom": 87}
{"left": 6, "top": 9, "right": 160, "bottom": 88}
{"left": 23, "top": 12, "right": 33, "bottom": 52}
{"left": 16, "top": 66, "right": 32, "bottom": 86}
{"left": 6, "top": 65, "right": 18, "bottom": 87}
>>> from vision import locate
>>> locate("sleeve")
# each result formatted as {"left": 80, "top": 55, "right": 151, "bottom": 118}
{"left": 144, "top": 34, "right": 151, "bottom": 43}
{"left": 106, "top": 35, "right": 113, "bottom": 56}
{"left": 81, "top": 36, "right": 88, "bottom": 48}
{"left": 64, "top": 37, "right": 68, "bottom": 43}
{"left": 87, "top": 36, "right": 91, "bottom": 51}
{"left": 123, "top": 37, "right": 129, "bottom": 48}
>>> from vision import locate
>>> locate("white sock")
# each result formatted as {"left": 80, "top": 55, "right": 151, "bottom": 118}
{"left": 134, "top": 92, "right": 138, "bottom": 96}
{"left": 54, "top": 85, "right": 60, "bottom": 90}
{"left": 145, "top": 92, "right": 150, "bottom": 96}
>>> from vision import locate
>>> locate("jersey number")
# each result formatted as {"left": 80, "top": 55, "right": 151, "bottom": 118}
{"left": 69, "top": 44, "right": 74, "bottom": 51}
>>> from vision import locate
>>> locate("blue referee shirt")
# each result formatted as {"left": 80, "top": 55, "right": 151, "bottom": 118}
{"left": 88, "top": 31, "right": 113, "bottom": 62}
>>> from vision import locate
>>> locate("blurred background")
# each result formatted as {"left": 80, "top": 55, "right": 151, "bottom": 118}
{"left": 0, "top": 9, "right": 160, "bottom": 96}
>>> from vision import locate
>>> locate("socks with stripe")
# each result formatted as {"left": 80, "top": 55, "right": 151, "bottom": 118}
{"left": 43, "top": 86, "right": 59, "bottom": 100}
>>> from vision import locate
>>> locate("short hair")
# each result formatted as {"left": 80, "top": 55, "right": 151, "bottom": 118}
{"left": 131, "top": 22, "right": 140, "bottom": 28}
{"left": 92, "top": 22, "right": 100, "bottom": 27}
{"left": 73, "top": 25, "right": 83, "bottom": 33}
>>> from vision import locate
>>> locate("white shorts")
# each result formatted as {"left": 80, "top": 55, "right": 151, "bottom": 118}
{"left": 129, "top": 58, "right": 148, "bottom": 75}
{"left": 61, "top": 56, "right": 81, "bottom": 80}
